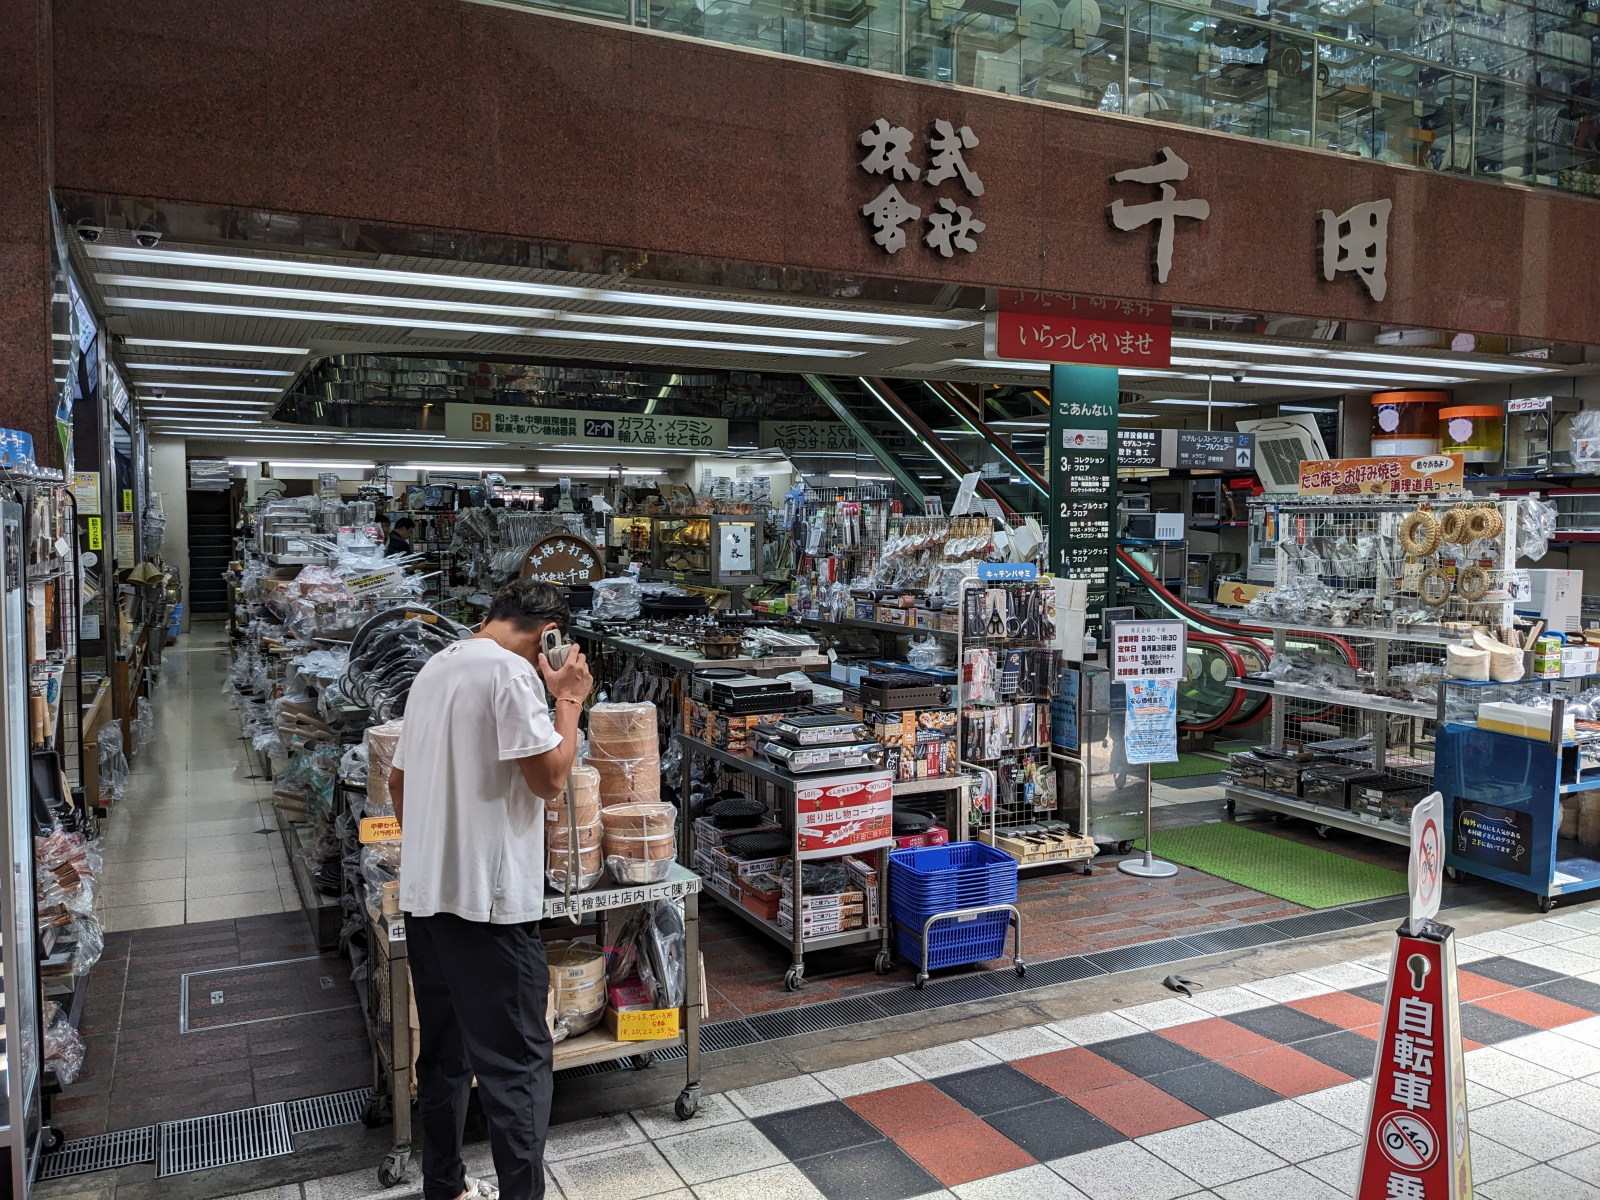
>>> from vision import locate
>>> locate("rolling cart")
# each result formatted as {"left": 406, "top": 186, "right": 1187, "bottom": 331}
{"left": 889, "top": 842, "right": 1024, "bottom": 988}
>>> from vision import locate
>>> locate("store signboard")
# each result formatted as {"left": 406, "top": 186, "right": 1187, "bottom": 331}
{"left": 85, "top": 517, "right": 102, "bottom": 551}
{"left": 1124, "top": 678, "right": 1179, "bottom": 765}
{"left": 445, "top": 403, "right": 728, "bottom": 450}
{"left": 1110, "top": 619, "right": 1186, "bottom": 681}
{"left": 1118, "top": 429, "right": 1160, "bottom": 468}
{"left": 1507, "top": 396, "right": 1551, "bottom": 413}
{"left": 988, "top": 290, "right": 1172, "bottom": 368}
{"left": 976, "top": 563, "right": 1037, "bottom": 581}
{"left": 760, "top": 421, "right": 908, "bottom": 453}
{"left": 1049, "top": 365, "right": 1119, "bottom": 615}
{"left": 1215, "top": 580, "right": 1272, "bottom": 607}
{"left": 1298, "top": 454, "right": 1465, "bottom": 496}
{"left": 1356, "top": 928, "right": 1472, "bottom": 1199}
{"left": 1163, "top": 429, "right": 1255, "bottom": 471}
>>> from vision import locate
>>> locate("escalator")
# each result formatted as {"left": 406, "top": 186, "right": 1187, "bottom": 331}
{"left": 1116, "top": 549, "right": 1361, "bottom": 734}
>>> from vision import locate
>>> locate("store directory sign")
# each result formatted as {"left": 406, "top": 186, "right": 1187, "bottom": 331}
{"left": 1048, "top": 364, "right": 1119, "bottom": 616}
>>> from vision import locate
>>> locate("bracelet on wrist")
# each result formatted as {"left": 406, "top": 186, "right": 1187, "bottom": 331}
{"left": 556, "top": 696, "right": 584, "bottom": 707}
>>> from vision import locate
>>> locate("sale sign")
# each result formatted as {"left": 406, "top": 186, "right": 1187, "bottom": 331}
{"left": 987, "top": 289, "right": 1172, "bottom": 368}
{"left": 1356, "top": 929, "right": 1472, "bottom": 1199}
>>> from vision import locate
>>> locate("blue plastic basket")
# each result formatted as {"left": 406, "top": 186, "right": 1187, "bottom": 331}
{"left": 895, "top": 909, "right": 1012, "bottom": 971}
{"left": 889, "top": 842, "right": 1018, "bottom": 917}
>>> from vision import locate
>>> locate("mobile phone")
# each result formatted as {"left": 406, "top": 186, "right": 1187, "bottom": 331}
{"left": 541, "top": 627, "right": 573, "bottom": 669}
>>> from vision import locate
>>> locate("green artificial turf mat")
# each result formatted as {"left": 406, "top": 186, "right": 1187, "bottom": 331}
{"left": 1136, "top": 822, "right": 1407, "bottom": 909}
{"left": 1151, "top": 752, "right": 1226, "bottom": 780}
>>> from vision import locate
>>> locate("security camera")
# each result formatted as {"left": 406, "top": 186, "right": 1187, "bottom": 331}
{"left": 73, "top": 219, "right": 102, "bottom": 244}
{"left": 132, "top": 223, "right": 161, "bottom": 249}
{"left": 1230, "top": 369, "right": 1247, "bottom": 384}
{"left": 148, "top": 388, "right": 165, "bottom": 399}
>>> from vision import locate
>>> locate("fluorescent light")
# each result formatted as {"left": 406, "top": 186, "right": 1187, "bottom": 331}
{"left": 134, "top": 382, "right": 280, "bottom": 393}
{"left": 1168, "top": 357, "right": 1468, "bottom": 385}
{"left": 99, "top": 276, "right": 907, "bottom": 346}
{"left": 102, "top": 297, "right": 861, "bottom": 358}
{"left": 1280, "top": 404, "right": 1337, "bottom": 413}
{"left": 530, "top": 466, "right": 664, "bottom": 477}
{"left": 1119, "top": 413, "right": 1163, "bottom": 419}
{"left": 269, "top": 461, "right": 374, "bottom": 470}
{"left": 946, "top": 358, "right": 1050, "bottom": 372}
{"left": 987, "top": 420, "right": 1048, "bottom": 429}
{"left": 1171, "top": 337, "right": 1556, "bottom": 375}
{"left": 1150, "top": 398, "right": 1256, "bottom": 408}
{"left": 397, "top": 463, "right": 529, "bottom": 472}
{"left": 826, "top": 474, "right": 893, "bottom": 481}
{"left": 226, "top": 459, "right": 258, "bottom": 466}
{"left": 129, "top": 364, "right": 296, "bottom": 377}
{"left": 124, "top": 338, "right": 309, "bottom": 354}
{"left": 87, "top": 246, "right": 976, "bottom": 329}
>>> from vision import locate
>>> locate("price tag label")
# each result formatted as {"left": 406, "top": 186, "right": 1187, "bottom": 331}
{"left": 359, "top": 816, "right": 402, "bottom": 843}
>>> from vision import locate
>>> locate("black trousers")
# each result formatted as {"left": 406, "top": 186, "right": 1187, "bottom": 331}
{"left": 408, "top": 912, "right": 554, "bottom": 1200}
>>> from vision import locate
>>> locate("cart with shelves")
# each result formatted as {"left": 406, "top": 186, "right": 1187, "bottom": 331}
{"left": 361, "top": 864, "right": 705, "bottom": 1186}
{"left": 1221, "top": 495, "right": 1518, "bottom": 843}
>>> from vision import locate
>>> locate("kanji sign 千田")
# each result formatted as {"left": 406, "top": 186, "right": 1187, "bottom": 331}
{"left": 987, "top": 289, "right": 1172, "bottom": 369}
{"left": 1110, "top": 619, "right": 1187, "bottom": 681}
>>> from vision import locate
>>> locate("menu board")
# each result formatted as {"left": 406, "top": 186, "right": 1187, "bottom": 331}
{"left": 1049, "top": 365, "right": 1119, "bottom": 616}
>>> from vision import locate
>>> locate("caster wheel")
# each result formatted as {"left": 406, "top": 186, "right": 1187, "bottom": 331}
{"left": 630, "top": 1053, "right": 654, "bottom": 1071}
{"left": 1116, "top": 840, "right": 1133, "bottom": 855}
{"left": 1081, "top": 862, "right": 1094, "bottom": 875}
{"left": 1539, "top": 895, "right": 1557, "bottom": 913}
{"left": 360, "top": 1097, "right": 385, "bottom": 1129}
{"left": 41, "top": 1126, "right": 64, "bottom": 1153}
{"left": 915, "top": 972, "right": 929, "bottom": 989}
{"left": 1446, "top": 866, "right": 1460, "bottom": 882}
{"left": 675, "top": 1088, "right": 701, "bottom": 1120}
{"left": 874, "top": 950, "right": 894, "bottom": 975}
{"left": 1224, "top": 798, "right": 1236, "bottom": 815}
{"left": 1014, "top": 962, "right": 1027, "bottom": 978}
{"left": 378, "top": 1150, "right": 410, "bottom": 1188}
{"left": 784, "top": 967, "right": 805, "bottom": 992}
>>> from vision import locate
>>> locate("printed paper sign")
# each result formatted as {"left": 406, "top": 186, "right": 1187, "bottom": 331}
{"left": 1124, "top": 678, "right": 1178, "bottom": 765}
{"left": 1409, "top": 793, "right": 1444, "bottom": 927}
{"left": 1111, "top": 619, "right": 1186, "bottom": 681}
{"left": 1298, "top": 454, "right": 1465, "bottom": 496}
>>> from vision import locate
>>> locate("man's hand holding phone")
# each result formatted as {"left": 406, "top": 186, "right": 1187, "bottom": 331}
{"left": 538, "top": 635, "right": 592, "bottom": 704}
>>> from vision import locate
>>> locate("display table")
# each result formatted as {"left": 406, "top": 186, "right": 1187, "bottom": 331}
{"left": 362, "top": 864, "right": 705, "bottom": 1187}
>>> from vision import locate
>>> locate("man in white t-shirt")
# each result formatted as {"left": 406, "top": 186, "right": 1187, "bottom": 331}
{"left": 390, "top": 580, "right": 592, "bottom": 1200}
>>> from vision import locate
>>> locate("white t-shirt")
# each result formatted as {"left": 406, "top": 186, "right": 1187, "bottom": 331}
{"left": 393, "top": 638, "right": 562, "bottom": 923}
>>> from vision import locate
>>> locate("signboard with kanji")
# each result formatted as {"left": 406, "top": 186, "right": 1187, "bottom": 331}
{"left": 988, "top": 289, "right": 1172, "bottom": 369}
{"left": 1298, "top": 455, "right": 1465, "bottom": 496}
{"left": 1049, "top": 364, "right": 1119, "bottom": 616}
{"left": 445, "top": 403, "right": 728, "bottom": 449}
{"left": 1110, "top": 619, "right": 1186, "bottom": 681}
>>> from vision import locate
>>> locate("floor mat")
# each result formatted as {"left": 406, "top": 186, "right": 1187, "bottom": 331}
{"left": 1151, "top": 753, "right": 1226, "bottom": 780}
{"left": 1139, "top": 822, "right": 1407, "bottom": 908}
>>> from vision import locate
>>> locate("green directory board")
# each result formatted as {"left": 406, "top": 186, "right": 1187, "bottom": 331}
{"left": 1048, "top": 364, "right": 1119, "bottom": 616}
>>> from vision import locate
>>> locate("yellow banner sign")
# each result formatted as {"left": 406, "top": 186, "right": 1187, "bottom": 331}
{"left": 1297, "top": 454, "right": 1464, "bottom": 496}
{"left": 86, "top": 517, "right": 102, "bottom": 551}
{"left": 359, "top": 816, "right": 402, "bottom": 844}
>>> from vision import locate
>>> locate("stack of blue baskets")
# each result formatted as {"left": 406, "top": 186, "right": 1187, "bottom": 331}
{"left": 888, "top": 842, "right": 1019, "bottom": 972}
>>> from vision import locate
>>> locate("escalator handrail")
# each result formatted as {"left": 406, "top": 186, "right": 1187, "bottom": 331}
{"left": 1184, "top": 631, "right": 1251, "bottom": 732}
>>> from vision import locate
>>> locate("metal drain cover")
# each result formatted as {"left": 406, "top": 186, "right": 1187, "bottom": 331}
{"left": 36, "top": 1127, "right": 157, "bottom": 1180}
{"left": 286, "top": 1087, "right": 371, "bottom": 1135}
{"left": 157, "top": 1102, "right": 293, "bottom": 1177}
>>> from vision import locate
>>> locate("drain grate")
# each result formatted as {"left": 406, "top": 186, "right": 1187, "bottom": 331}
{"left": 157, "top": 1102, "right": 294, "bottom": 1177}
{"left": 286, "top": 1087, "right": 371, "bottom": 1134}
{"left": 36, "top": 1126, "right": 157, "bottom": 1180}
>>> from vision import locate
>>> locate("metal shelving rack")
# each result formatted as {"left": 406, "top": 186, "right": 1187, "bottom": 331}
{"left": 1223, "top": 495, "right": 1518, "bottom": 842}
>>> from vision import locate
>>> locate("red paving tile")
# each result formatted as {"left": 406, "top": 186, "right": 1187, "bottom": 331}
{"left": 846, "top": 1082, "right": 975, "bottom": 1138}
{"left": 1225, "top": 1045, "right": 1355, "bottom": 1097}
{"left": 1014, "top": 1047, "right": 1138, "bottom": 1096}
{"left": 1159, "top": 1017, "right": 1278, "bottom": 1060}
{"left": 1072, "top": 1079, "right": 1207, "bottom": 1137}
{"left": 1473, "top": 988, "right": 1593, "bottom": 1030}
{"left": 894, "top": 1118, "right": 1035, "bottom": 1186}
{"left": 1456, "top": 970, "right": 1517, "bottom": 1002}
{"left": 1288, "top": 992, "right": 1387, "bottom": 1031}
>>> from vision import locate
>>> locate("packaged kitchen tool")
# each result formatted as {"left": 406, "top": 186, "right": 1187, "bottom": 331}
{"left": 763, "top": 740, "right": 887, "bottom": 774}
{"left": 546, "top": 940, "right": 608, "bottom": 1040}
{"left": 588, "top": 701, "right": 661, "bottom": 805}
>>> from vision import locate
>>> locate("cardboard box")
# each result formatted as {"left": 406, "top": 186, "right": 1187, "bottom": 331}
{"left": 874, "top": 604, "right": 910, "bottom": 626}
{"left": 604, "top": 1005, "right": 682, "bottom": 1041}
{"left": 913, "top": 608, "right": 938, "bottom": 630}
{"left": 740, "top": 889, "right": 781, "bottom": 921}
{"left": 778, "top": 909, "right": 865, "bottom": 936}
{"left": 853, "top": 597, "right": 876, "bottom": 621}
{"left": 894, "top": 825, "right": 950, "bottom": 850}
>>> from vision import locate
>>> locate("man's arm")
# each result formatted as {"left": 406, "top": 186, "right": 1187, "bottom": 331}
{"left": 518, "top": 648, "right": 593, "bottom": 798}
{"left": 390, "top": 767, "right": 404, "bottom": 827}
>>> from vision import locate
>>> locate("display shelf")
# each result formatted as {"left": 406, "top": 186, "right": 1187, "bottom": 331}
{"left": 1560, "top": 777, "right": 1600, "bottom": 794}
{"left": 554, "top": 1029, "right": 687, "bottom": 1071}
{"left": 1227, "top": 677, "right": 1436, "bottom": 718}
{"left": 542, "top": 862, "right": 700, "bottom": 919}
{"left": 700, "top": 878, "right": 884, "bottom": 952}
{"left": 1243, "top": 617, "right": 1473, "bottom": 647}
{"left": 798, "top": 615, "right": 960, "bottom": 641}
{"left": 602, "top": 635, "right": 827, "bottom": 676}
{"left": 1225, "top": 784, "right": 1412, "bottom": 845}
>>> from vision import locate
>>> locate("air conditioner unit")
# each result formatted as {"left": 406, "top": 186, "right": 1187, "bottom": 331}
{"left": 1235, "top": 415, "right": 1330, "bottom": 493}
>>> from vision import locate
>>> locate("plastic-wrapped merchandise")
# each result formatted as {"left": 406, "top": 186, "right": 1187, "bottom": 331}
{"left": 364, "top": 720, "right": 404, "bottom": 817}
{"left": 587, "top": 703, "right": 661, "bottom": 806}
{"left": 98, "top": 722, "right": 129, "bottom": 806}
{"left": 42, "top": 1002, "right": 84, "bottom": 1086}
{"left": 606, "top": 900, "right": 687, "bottom": 1009}
{"left": 361, "top": 841, "right": 401, "bottom": 890}
{"left": 547, "top": 765, "right": 604, "bottom": 891}
{"left": 1574, "top": 408, "right": 1600, "bottom": 472}
{"left": 69, "top": 913, "right": 103, "bottom": 977}
{"left": 339, "top": 743, "right": 369, "bottom": 787}
{"left": 1517, "top": 496, "right": 1556, "bottom": 563}
{"left": 591, "top": 576, "right": 642, "bottom": 621}
{"left": 546, "top": 940, "right": 608, "bottom": 1041}
{"left": 134, "top": 696, "right": 155, "bottom": 748}
{"left": 601, "top": 802, "right": 677, "bottom": 884}
{"left": 907, "top": 635, "right": 947, "bottom": 670}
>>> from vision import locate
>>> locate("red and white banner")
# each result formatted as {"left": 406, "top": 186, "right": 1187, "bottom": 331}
{"left": 987, "top": 289, "right": 1172, "bottom": 369}
{"left": 796, "top": 772, "right": 894, "bottom": 857}
{"left": 1356, "top": 930, "right": 1472, "bottom": 1198}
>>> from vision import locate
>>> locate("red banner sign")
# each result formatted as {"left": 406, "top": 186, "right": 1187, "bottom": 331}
{"left": 988, "top": 290, "right": 1172, "bottom": 368}
{"left": 1357, "top": 930, "right": 1472, "bottom": 1199}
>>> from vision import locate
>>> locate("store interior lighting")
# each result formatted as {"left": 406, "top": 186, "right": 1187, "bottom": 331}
{"left": 123, "top": 338, "right": 310, "bottom": 354}
{"left": 129, "top": 364, "right": 297, "bottom": 376}
{"left": 1150, "top": 398, "right": 1257, "bottom": 408}
{"left": 1168, "top": 336, "right": 1560, "bottom": 374}
{"left": 268, "top": 460, "right": 375, "bottom": 470}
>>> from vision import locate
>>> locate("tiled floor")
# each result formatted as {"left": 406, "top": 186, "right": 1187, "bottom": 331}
{"left": 100, "top": 623, "right": 299, "bottom": 931}
{"left": 248, "top": 909, "right": 1600, "bottom": 1200}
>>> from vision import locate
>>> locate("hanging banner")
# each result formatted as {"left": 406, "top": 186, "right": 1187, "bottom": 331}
{"left": 1049, "top": 365, "right": 1119, "bottom": 615}
{"left": 988, "top": 290, "right": 1172, "bottom": 368}
{"left": 1124, "top": 678, "right": 1179, "bottom": 765}
{"left": 1298, "top": 455, "right": 1464, "bottom": 496}
{"left": 445, "top": 403, "right": 728, "bottom": 449}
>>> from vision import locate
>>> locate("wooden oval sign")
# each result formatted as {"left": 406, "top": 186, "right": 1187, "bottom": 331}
{"left": 519, "top": 533, "right": 605, "bottom": 584}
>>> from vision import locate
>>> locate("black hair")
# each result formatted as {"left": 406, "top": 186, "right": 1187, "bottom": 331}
{"left": 393, "top": 517, "right": 416, "bottom": 532}
{"left": 484, "top": 580, "right": 570, "bottom": 633}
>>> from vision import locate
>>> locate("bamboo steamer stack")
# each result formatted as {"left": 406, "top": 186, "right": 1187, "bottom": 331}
{"left": 364, "top": 721, "right": 404, "bottom": 815}
{"left": 588, "top": 702, "right": 661, "bottom": 806}
{"left": 545, "top": 940, "right": 607, "bottom": 1039}
{"left": 602, "top": 801, "right": 678, "bottom": 883}
{"left": 546, "top": 764, "right": 603, "bottom": 890}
